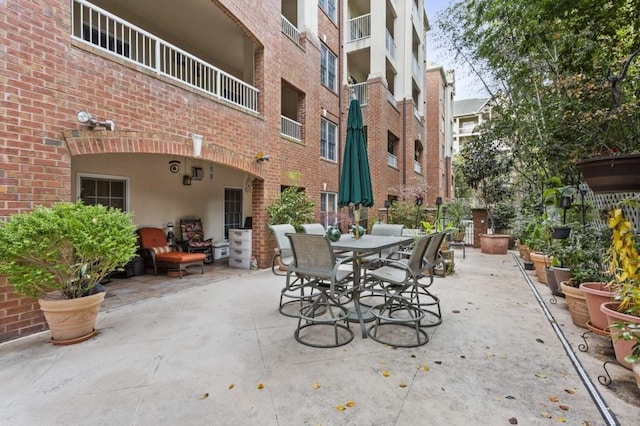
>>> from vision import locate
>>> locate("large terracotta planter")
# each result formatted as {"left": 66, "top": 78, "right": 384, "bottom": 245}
{"left": 560, "top": 282, "right": 589, "bottom": 329}
{"left": 480, "top": 234, "right": 510, "bottom": 255}
{"left": 38, "top": 290, "right": 106, "bottom": 345}
{"left": 600, "top": 301, "right": 639, "bottom": 370}
{"left": 580, "top": 282, "right": 615, "bottom": 333}
{"left": 575, "top": 153, "right": 640, "bottom": 193}
{"left": 517, "top": 243, "right": 531, "bottom": 262}
{"left": 530, "top": 252, "right": 552, "bottom": 284}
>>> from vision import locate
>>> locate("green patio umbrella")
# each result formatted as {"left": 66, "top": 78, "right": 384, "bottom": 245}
{"left": 339, "top": 97, "right": 374, "bottom": 238}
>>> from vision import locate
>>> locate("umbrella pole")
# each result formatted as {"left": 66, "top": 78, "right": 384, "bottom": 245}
{"left": 354, "top": 207, "right": 360, "bottom": 239}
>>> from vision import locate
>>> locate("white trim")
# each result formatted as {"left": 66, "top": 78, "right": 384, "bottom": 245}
{"left": 76, "top": 172, "right": 130, "bottom": 211}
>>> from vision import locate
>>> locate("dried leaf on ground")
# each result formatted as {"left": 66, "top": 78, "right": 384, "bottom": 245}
{"left": 419, "top": 364, "right": 430, "bottom": 372}
{"left": 336, "top": 405, "right": 345, "bottom": 411}
{"left": 541, "top": 412, "right": 552, "bottom": 419}
{"left": 228, "top": 384, "right": 235, "bottom": 390}
{"left": 536, "top": 338, "right": 545, "bottom": 344}
{"left": 535, "top": 373, "right": 547, "bottom": 379}
{"left": 399, "top": 383, "right": 408, "bottom": 388}
{"left": 548, "top": 395, "right": 559, "bottom": 402}
{"left": 200, "top": 393, "right": 209, "bottom": 400}
{"left": 506, "top": 395, "right": 515, "bottom": 400}
{"left": 312, "top": 383, "right": 321, "bottom": 389}
{"left": 559, "top": 405, "right": 569, "bottom": 411}
{"left": 564, "top": 388, "right": 576, "bottom": 394}
{"left": 382, "top": 370, "right": 391, "bottom": 377}
{"left": 257, "top": 383, "right": 265, "bottom": 389}
{"left": 508, "top": 417, "right": 518, "bottom": 424}
{"left": 557, "top": 417, "right": 567, "bottom": 422}
{"left": 346, "top": 401, "right": 356, "bottom": 407}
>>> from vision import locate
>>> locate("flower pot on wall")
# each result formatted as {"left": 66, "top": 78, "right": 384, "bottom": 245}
{"left": 579, "top": 282, "right": 615, "bottom": 334}
{"left": 600, "top": 301, "right": 639, "bottom": 370}
{"left": 560, "top": 282, "right": 589, "bottom": 329}
{"left": 480, "top": 234, "right": 510, "bottom": 255}
{"left": 38, "top": 289, "right": 106, "bottom": 345}
{"left": 530, "top": 252, "right": 552, "bottom": 284}
{"left": 575, "top": 153, "right": 640, "bottom": 193}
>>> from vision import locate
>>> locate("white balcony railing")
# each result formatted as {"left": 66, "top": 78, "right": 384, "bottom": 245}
{"left": 71, "top": 0, "right": 259, "bottom": 113}
{"left": 414, "top": 161, "right": 422, "bottom": 174}
{"left": 280, "top": 115, "right": 301, "bottom": 141}
{"left": 347, "top": 14, "right": 371, "bottom": 42}
{"left": 349, "top": 82, "right": 367, "bottom": 106}
{"left": 387, "top": 152, "right": 398, "bottom": 168}
{"left": 385, "top": 30, "right": 396, "bottom": 61}
{"left": 281, "top": 15, "right": 301, "bottom": 46}
{"left": 387, "top": 90, "right": 396, "bottom": 107}
{"left": 412, "top": 4, "right": 420, "bottom": 26}
{"left": 459, "top": 124, "right": 476, "bottom": 134}
{"left": 412, "top": 55, "right": 420, "bottom": 81}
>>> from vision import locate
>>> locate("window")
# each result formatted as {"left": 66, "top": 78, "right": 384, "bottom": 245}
{"left": 78, "top": 173, "right": 128, "bottom": 211}
{"left": 224, "top": 188, "right": 243, "bottom": 239}
{"left": 320, "top": 192, "right": 338, "bottom": 228}
{"left": 321, "top": 44, "right": 337, "bottom": 91}
{"left": 318, "top": 0, "right": 337, "bottom": 22}
{"left": 321, "top": 118, "right": 337, "bottom": 161}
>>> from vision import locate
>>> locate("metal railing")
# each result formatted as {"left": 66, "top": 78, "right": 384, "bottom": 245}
{"left": 280, "top": 115, "right": 301, "bottom": 141}
{"left": 412, "top": 55, "right": 421, "bottom": 82}
{"left": 71, "top": 0, "right": 259, "bottom": 113}
{"left": 385, "top": 30, "right": 396, "bottom": 61}
{"left": 347, "top": 14, "right": 371, "bottom": 42}
{"left": 281, "top": 15, "right": 301, "bottom": 46}
{"left": 349, "top": 82, "right": 367, "bottom": 105}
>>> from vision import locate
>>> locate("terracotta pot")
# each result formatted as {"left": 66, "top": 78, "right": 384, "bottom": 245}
{"left": 530, "top": 252, "right": 552, "bottom": 284}
{"left": 580, "top": 282, "right": 615, "bottom": 333}
{"left": 38, "top": 290, "right": 106, "bottom": 345}
{"left": 600, "top": 301, "right": 639, "bottom": 370}
{"left": 480, "top": 234, "right": 510, "bottom": 255}
{"left": 575, "top": 153, "right": 640, "bottom": 193}
{"left": 517, "top": 243, "right": 531, "bottom": 262}
{"left": 560, "top": 282, "right": 589, "bottom": 329}
{"left": 452, "top": 231, "right": 465, "bottom": 243}
{"left": 633, "top": 363, "right": 640, "bottom": 390}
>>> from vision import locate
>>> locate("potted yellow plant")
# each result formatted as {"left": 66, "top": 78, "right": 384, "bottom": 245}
{"left": 0, "top": 201, "right": 138, "bottom": 344}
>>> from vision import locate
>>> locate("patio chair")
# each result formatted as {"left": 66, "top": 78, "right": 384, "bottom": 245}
{"left": 179, "top": 218, "right": 214, "bottom": 263}
{"left": 362, "top": 234, "right": 433, "bottom": 347}
{"left": 300, "top": 223, "right": 326, "bottom": 235}
{"left": 409, "top": 231, "right": 448, "bottom": 327}
{"left": 137, "top": 227, "right": 205, "bottom": 278}
{"left": 286, "top": 233, "right": 356, "bottom": 348}
{"left": 269, "top": 224, "right": 316, "bottom": 317}
{"left": 361, "top": 223, "right": 406, "bottom": 264}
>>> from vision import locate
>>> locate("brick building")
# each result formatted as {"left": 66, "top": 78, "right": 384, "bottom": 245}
{"left": 0, "top": 0, "right": 441, "bottom": 342}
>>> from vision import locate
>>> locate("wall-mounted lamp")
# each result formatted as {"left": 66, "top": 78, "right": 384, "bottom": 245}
{"left": 256, "top": 152, "right": 271, "bottom": 162}
{"left": 191, "top": 133, "right": 203, "bottom": 158}
{"left": 76, "top": 110, "right": 115, "bottom": 131}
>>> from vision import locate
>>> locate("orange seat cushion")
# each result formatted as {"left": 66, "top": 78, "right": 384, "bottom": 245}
{"left": 155, "top": 252, "right": 205, "bottom": 263}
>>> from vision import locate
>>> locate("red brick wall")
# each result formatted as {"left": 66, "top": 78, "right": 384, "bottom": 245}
{"left": 426, "top": 68, "right": 445, "bottom": 204}
{"left": 0, "top": 276, "right": 47, "bottom": 343}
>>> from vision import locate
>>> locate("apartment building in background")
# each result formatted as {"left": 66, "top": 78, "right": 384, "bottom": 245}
{"left": 452, "top": 97, "right": 493, "bottom": 156}
{"left": 0, "top": 0, "right": 440, "bottom": 342}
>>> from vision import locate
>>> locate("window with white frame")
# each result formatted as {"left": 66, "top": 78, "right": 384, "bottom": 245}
{"left": 321, "top": 118, "right": 337, "bottom": 161}
{"left": 320, "top": 192, "right": 338, "bottom": 228}
{"left": 77, "top": 173, "right": 129, "bottom": 211}
{"left": 318, "top": 0, "right": 337, "bottom": 22}
{"left": 321, "top": 43, "right": 337, "bottom": 91}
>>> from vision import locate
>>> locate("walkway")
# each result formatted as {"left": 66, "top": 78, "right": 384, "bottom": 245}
{"left": 1, "top": 249, "right": 638, "bottom": 425}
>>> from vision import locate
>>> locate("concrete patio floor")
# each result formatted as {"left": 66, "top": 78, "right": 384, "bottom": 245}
{"left": 1, "top": 248, "right": 639, "bottom": 425}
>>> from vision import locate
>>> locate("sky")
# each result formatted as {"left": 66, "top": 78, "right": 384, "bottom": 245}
{"left": 424, "top": 0, "right": 489, "bottom": 100}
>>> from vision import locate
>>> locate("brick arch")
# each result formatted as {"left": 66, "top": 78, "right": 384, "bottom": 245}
{"left": 62, "top": 130, "right": 265, "bottom": 177}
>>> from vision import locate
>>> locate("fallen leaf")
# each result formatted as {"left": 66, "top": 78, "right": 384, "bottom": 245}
{"left": 257, "top": 383, "right": 265, "bottom": 389}
{"left": 485, "top": 352, "right": 495, "bottom": 358}
{"left": 346, "top": 401, "right": 356, "bottom": 407}
{"left": 420, "top": 364, "right": 430, "bottom": 372}
{"left": 559, "top": 404, "right": 569, "bottom": 411}
{"left": 557, "top": 417, "right": 567, "bottom": 423}
{"left": 452, "top": 310, "right": 460, "bottom": 313}
{"left": 548, "top": 395, "right": 559, "bottom": 403}
{"left": 410, "top": 354, "right": 416, "bottom": 358}
{"left": 506, "top": 395, "right": 515, "bottom": 400}
{"left": 379, "top": 359, "right": 386, "bottom": 364}
{"left": 382, "top": 370, "right": 391, "bottom": 377}
{"left": 435, "top": 361, "right": 442, "bottom": 365}
{"left": 536, "top": 338, "right": 545, "bottom": 344}
{"left": 460, "top": 355, "right": 466, "bottom": 359}
{"left": 564, "top": 388, "right": 576, "bottom": 394}
{"left": 540, "top": 412, "right": 552, "bottom": 419}
{"left": 535, "top": 373, "right": 547, "bottom": 379}
{"left": 200, "top": 393, "right": 209, "bottom": 400}
{"left": 336, "top": 405, "right": 345, "bottom": 411}
{"left": 399, "top": 383, "right": 407, "bottom": 388}
{"left": 228, "top": 384, "right": 235, "bottom": 390}
{"left": 312, "top": 383, "right": 321, "bottom": 389}
{"left": 508, "top": 417, "right": 518, "bottom": 424}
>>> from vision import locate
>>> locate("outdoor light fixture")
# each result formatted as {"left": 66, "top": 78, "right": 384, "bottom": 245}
{"left": 256, "top": 152, "right": 271, "bottom": 162}
{"left": 191, "top": 133, "right": 203, "bottom": 158}
{"left": 76, "top": 110, "right": 115, "bottom": 131}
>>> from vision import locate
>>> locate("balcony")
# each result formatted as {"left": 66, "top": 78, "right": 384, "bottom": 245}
{"left": 349, "top": 83, "right": 367, "bottom": 106}
{"left": 281, "top": 15, "right": 301, "bottom": 46}
{"left": 385, "top": 30, "right": 396, "bottom": 62}
{"left": 71, "top": 0, "right": 259, "bottom": 113}
{"left": 281, "top": 116, "right": 302, "bottom": 141}
{"left": 347, "top": 14, "right": 371, "bottom": 42}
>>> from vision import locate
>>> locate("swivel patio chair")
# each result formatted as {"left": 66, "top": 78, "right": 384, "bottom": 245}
{"left": 409, "top": 231, "right": 448, "bottom": 327}
{"left": 300, "top": 223, "right": 326, "bottom": 235}
{"left": 269, "top": 224, "right": 316, "bottom": 317}
{"left": 179, "top": 218, "right": 214, "bottom": 263}
{"left": 286, "top": 233, "right": 356, "bottom": 348}
{"left": 362, "top": 234, "right": 433, "bottom": 347}
{"left": 361, "top": 223, "right": 406, "bottom": 264}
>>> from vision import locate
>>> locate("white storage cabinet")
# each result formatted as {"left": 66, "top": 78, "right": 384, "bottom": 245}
{"left": 228, "top": 229, "right": 252, "bottom": 269}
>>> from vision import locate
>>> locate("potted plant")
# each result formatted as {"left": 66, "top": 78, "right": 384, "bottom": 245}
{"left": 444, "top": 199, "right": 470, "bottom": 243}
{"left": 0, "top": 201, "right": 138, "bottom": 344}
{"left": 609, "top": 322, "right": 640, "bottom": 388}
{"left": 600, "top": 206, "right": 640, "bottom": 369}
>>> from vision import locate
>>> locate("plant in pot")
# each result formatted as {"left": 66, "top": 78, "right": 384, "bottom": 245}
{"left": 443, "top": 199, "right": 470, "bottom": 243}
{"left": 600, "top": 206, "right": 640, "bottom": 369}
{"left": 0, "top": 201, "right": 138, "bottom": 344}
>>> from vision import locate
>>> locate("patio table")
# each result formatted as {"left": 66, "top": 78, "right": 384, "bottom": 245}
{"left": 331, "top": 234, "right": 415, "bottom": 338}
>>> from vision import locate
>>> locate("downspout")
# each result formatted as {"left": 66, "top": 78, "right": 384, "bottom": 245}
{"left": 402, "top": 100, "right": 407, "bottom": 185}
{"left": 337, "top": 0, "right": 343, "bottom": 187}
